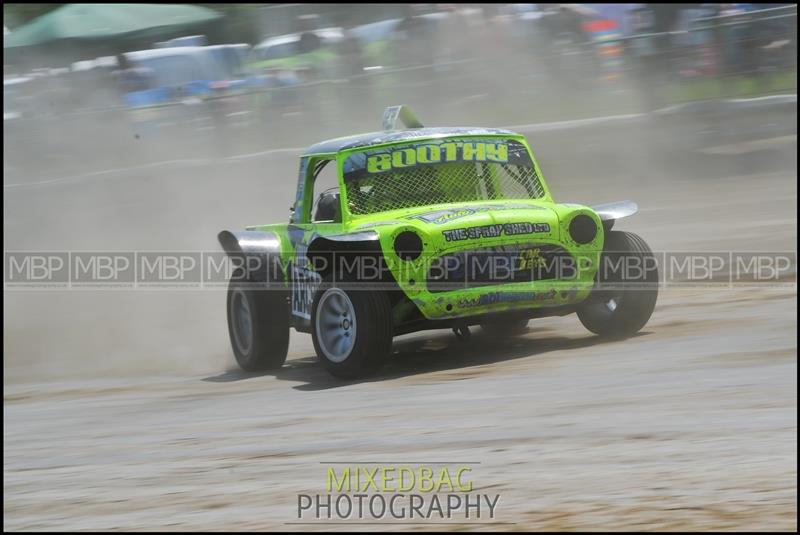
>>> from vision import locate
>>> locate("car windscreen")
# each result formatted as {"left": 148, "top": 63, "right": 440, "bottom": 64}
{"left": 342, "top": 138, "right": 545, "bottom": 216}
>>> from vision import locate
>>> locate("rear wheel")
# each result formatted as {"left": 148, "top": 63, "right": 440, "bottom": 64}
{"left": 227, "top": 274, "right": 289, "bottom": 371}
{"left": 577, "top": 231, "right": 659, "bottom": 337}
{"left": 311, "top": 280, "right": 393, "bottom": 379}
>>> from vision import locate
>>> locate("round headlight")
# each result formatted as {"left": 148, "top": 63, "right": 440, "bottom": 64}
{"left": 569, "top": 214, "right": 597, "bottom": 245}
{"left": 394, "top": 231, "right": 423, "bottom": 261}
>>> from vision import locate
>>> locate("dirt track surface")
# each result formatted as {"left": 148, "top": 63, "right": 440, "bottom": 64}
{"left": 3, "top": 110, "right": 797, "bottom": 530}
{"left": 3, "top": 285, "right": 797, "bottom": 531}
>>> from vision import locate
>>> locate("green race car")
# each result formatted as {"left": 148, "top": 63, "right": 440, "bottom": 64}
{"left": 218, "top": 106, "right": 659, "bottom": 378}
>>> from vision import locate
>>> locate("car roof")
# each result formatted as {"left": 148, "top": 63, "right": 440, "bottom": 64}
{"left": 303, "top": 127, "right": 518, "bottom": 156}
{"left": 254, "top": 27, "right": 344, "bottom": 50}
{"left": 124, "top": 46, "right": 207, "bottom": 61}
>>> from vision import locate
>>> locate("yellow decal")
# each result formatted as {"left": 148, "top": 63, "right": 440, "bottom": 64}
{"left": 519, "top": 248, "right": 548, "bottom": 270}
{"left": 366, "top": 142, "right": 509, "bottom": 173}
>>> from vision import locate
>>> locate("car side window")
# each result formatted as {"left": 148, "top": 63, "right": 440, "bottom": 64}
{"left": 311, "top": 159, "right": 341, "bottom": 223}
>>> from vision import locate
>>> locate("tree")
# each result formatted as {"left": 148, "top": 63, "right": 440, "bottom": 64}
{"left": 3, "top": 3, "right": 63, "bottom": 29}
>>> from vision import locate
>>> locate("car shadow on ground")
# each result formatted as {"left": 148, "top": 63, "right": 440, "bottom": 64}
{"left": 202, "top": 328, "right": 651, "bottom": 390}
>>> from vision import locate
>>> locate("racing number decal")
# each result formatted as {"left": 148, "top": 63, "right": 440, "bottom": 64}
{"left": 289, "top": 262, "right": 321, "bottom": 320}
{"left": 288, "top": 226, "right": 322, "bottom": 320}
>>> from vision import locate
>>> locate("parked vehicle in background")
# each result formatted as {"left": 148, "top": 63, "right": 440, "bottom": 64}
{"left": 205, "top": 44, "right": 252, "bottom": 91}
{"left": 248, "top": 28, "right": 344, "bottom": 83}
{"left": 154, "top": 35, "right": 208, "bottom": 49}
{"left": 120, "top": 46, "right": 241, "bottom": 107}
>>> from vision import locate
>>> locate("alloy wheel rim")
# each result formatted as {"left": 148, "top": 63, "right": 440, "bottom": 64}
{"left": 316, "top": 288, "right": 356, "bottom": 363}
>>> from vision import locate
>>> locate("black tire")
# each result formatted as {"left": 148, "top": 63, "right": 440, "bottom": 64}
{"left": 311, "top": 279, "right": 393, "bottom": 379}
{"left": 480, "top": 318, "right": 529, "bottom": 337}
{"left": 577, "top": 231, "right": 659, "bottom": 337}
{"left": 226, "top": 275, "right": 290, "bottom": 371}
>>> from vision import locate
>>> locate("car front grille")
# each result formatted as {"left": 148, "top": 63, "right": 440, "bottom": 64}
{"left": 426, "top": 243, "right": 577, "bottom": 293}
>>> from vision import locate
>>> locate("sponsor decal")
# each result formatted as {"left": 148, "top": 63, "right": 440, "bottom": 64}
{"left": 442, "top": 222, "right": 550, "bottom": 242}
{"left": 366, "top": 141, "right": 509, "bottom": 173}
{"left": 342, "top": 138, "right": 534, "bottom": 185}
{"left": 518, "top": 248, "right": 549, "bottom": 270}
{"left": 406, "top": 204, "right": 543, "bottom": 225}
{"left": 457, "top": 289, "right": 557, "bottom": 308}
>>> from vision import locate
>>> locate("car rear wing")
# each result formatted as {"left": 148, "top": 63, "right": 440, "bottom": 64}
{"left": 382, "top": 105, "right": 424, "bottom": 131}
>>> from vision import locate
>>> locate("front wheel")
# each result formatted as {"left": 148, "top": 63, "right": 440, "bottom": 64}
{"left": 311, "top": 282, "right": 393, "bottom": 379}
{"left": 577, "top": 231, "right": 659, "bottom": 337}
